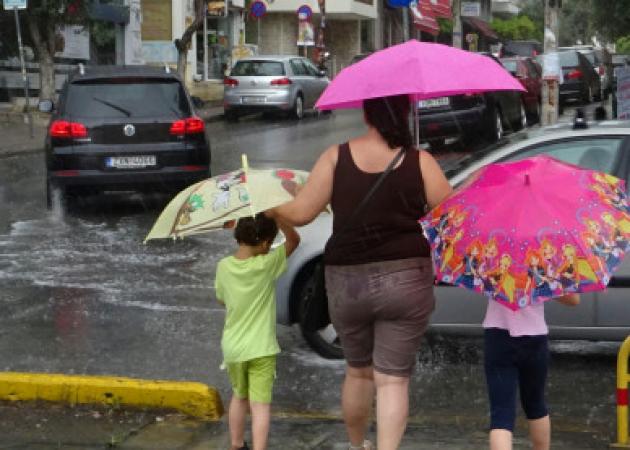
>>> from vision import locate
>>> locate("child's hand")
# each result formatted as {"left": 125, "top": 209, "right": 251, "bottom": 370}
{"left": 556, "top": 293, "right": 580, "bottom": 306}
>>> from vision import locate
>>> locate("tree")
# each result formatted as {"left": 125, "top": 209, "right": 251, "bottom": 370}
{"left": 558, "top": 0, "right": 594, "bottom": 46}
{"left": 25, "top": 0, "right": 88, "bottom": 100}
{"left": 491, "top": 15, "right": 537, "bottom": 41}
{"left": 617, "top": 36, "right": 630, "bottom": 54}
{"left": 591, "top": 0, "right": 630, "bottom": 43}
{"left": 174, "top": 0, "right": 206, "bottom": 78}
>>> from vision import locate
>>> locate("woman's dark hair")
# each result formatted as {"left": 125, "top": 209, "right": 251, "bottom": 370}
{"left": 234, "top": 213, "right": 279, "bottom": 246}
{"left": 363, "top": 94, "right": 413, "bottom": 149}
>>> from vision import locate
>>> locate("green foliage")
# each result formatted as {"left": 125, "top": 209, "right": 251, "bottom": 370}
{"left": 617, "top": 36, "right": 630, "bottom": 54}
{"left": 28, "top": 0, "right": 89, "bottom": 24}
{"left": 438, "top": 18, "right": 453, "bottom": 35}
{"left": 491, "top": 15, "right": 537, "bottom": 41}
{"left": 559, "top": 0, "right": 594, "bottom": 46}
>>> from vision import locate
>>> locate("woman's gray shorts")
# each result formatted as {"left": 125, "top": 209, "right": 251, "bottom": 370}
{"left": 325, "top": 257, "right": 435, "bottom": 377}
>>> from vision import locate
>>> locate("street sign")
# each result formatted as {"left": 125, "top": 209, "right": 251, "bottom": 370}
{"left": 2, "top": 0, "right": 26, "bottom": 9}
{"left": 250, "top": 0, "right": 266, "bottom": 19}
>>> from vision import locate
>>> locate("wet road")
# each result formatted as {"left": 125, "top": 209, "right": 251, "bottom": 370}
{"left": 0, "top": 107, "right": 622, "bottom": 443}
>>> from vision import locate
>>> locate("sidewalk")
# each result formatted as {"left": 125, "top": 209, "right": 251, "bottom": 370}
{"left": 0, "top": 103, "right": 224, "bottom": 159}
{"left": 0, "top": 401, "right": 614, "bottom": 449}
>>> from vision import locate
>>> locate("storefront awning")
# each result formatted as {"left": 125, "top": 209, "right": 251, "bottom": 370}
{"left": 428, "top": 0, "right": 451, "bottom": 19}
{"left": 89, "top": 0, "right": 129, "bottom": 24}
{"left": 410, "top": 1, "right": 439, "bottom": 36}
{"left": 462, "top": 17, "right": 499, "bottom": 41}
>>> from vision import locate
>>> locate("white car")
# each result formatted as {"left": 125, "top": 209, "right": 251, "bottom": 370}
{"left": 275, "top": 120, "right": 630, "bottom": 358}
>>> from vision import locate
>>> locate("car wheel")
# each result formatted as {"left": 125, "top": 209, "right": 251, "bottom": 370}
{"left": 533, "top": 99, "right": 541, "bottom": 123}
{"left": 293, "top": 95, "right": 304, "bottom": 120}
{"left": 45, "top": 176, "right": 54, "bottom": 209}
{"left": 486, "top": 107, "right": 503, "bottom": 143}
{"left": 297, "top": 263, "right": 343, "bottom": 359}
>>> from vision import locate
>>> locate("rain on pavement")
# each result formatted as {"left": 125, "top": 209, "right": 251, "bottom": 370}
{"left": 0, "top": 108, "right": 621, "bottom": 443}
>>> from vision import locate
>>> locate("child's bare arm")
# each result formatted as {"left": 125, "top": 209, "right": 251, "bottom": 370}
{"left": 556, "top": 293, "right": 580, "bottom": 306}
{"left": 278, "top": 218, "right": 300, "bottom": 257}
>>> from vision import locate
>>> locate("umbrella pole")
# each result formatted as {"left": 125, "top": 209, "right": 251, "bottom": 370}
{"left": 414, "top": 100, "right": 420, "bottom": 149}
{"left": 241, "top": 154, "right": 256, "bottom": 219}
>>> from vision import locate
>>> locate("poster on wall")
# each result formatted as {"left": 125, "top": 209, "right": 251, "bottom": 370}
{"left": 142, "top": 41, "right": 178, "bottom": 63}
{"left": 54, "top": 25, "right": 90, "bottom": 60}
{"left": 298, "top": 21, "right": 314, "bottom": 46}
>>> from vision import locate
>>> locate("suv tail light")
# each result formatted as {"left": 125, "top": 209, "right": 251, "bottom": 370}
{"left": 224, "top": 77, "right": 239, "bottom": 87}
{"left": 271, "top": 77, "right": 292, "bottom": 86}
{"left": 170, "top": 117, "right": 205, "bottom": 136}
{"left": 567, "top": 69, "right": 583, "bottom": 80}
{"left": 598, "top": 66, "right": 605, "bottom": 75}
{"left": 49, "top": 120, "right": 88, "bottom": 138}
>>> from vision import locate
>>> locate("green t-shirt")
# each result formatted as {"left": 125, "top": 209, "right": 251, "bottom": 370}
{"left": 214, "top": 245, "right": 287, "bottom": 363}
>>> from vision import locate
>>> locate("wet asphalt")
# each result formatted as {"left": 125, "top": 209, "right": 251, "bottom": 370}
{"left": 0, "top": 106, "right": 625, "bottom": 448}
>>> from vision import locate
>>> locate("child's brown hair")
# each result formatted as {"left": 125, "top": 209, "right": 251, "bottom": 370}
{"left": 234, "top": 213, "right": 279, "bottom": 246}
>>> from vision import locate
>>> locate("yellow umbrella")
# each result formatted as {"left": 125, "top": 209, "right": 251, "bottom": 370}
{"left": 144, "top": 155, "right": 309, "bottom": 242}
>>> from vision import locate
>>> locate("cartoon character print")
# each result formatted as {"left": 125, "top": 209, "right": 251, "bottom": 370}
{"left": 601, "top": 211, "right": 630, "bottom": 253}
{"left": 558, "top": 244, "right": 598, "bottom": 291}
{"left": 524, "top": 248, "right": 553, "bottom": 302}
{"left": 435, "top": 209, "right": 467, "bottom": 259}
{"left": 479, "top": 238, "right": 499, "bottom": 294}
{"left": 485, "top": 254, "right": 518, "bottom": 304}
{"left": 439, "top": 229, "right": 464, "bottom": 275}
{"left": 582, "top": 231, "right": 613, "bottom": 275}
{"left": 454, "top": 239, "right": 483, "bottom": 290}
{"left": 539, "top": 239, "right": 562, "bottom": 293}
{"left": 591, "top": 173, "right": 630, "bottom": 214}
{"left": 213, "top": 171, "right": 246, "bottom": 211}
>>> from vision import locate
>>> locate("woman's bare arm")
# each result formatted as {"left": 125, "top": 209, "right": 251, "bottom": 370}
{"left": 273, "top": 145, "right": 337, "bottom": 226}
{"left": 420, "top": 150, "right": 453, "bottom": 209}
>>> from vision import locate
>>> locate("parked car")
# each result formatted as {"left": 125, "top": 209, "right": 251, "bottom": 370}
{"left": 223, "top": 56, "right": 330, "bottom": 121}
{"left": 558, "top": 50, "right": 602, "bottom": 105}
{"left": 41, "top": 65, "right": 211, "bottom": 208}
{"left": 275, "top": 121, "right": 630, "bottom": 358}
{"left": 575, "top": 48, "right": 613, "bottom": 99}
{"left": 500, "top": 56, "right": 543, "bottom": 123}
{"left": 501, "top": 40, "right": 543, "bottom": 58}
{"left": 416, "top": 54, "right": 526, "bottom": 148}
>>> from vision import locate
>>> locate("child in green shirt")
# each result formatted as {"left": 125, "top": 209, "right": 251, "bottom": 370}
{"left": 215, "top": 212, "right": 300, "bottom": 450}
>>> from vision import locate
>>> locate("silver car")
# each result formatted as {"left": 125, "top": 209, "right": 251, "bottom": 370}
{"left": 275, "top": 121, "right": 630, "bottom": 358}
{"left": 223, "top": 56, "right": 330, "bottom": 121}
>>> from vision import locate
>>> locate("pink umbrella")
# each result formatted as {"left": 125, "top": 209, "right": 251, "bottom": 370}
{"left": 315, "top": 40, "right": 525, "bottom": 111}
{"left": 420, "top": 156, "right": 630, "bottom": 310}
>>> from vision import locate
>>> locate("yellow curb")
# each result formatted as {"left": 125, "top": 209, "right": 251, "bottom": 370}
{"left": 0, "top": 372, "right": 223, "bottom": 420}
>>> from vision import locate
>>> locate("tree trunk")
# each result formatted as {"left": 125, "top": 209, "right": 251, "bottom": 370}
{"left": 175, "top": 0, "right": 205, "bottom": 77}
{"left": 26, "top": 15, "right": 56, "bottom": 101}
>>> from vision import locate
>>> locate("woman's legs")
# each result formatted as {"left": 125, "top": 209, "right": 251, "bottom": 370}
{"left": 250, "top": 401, "right": 271, "bottom": 450}
{"left": 374, "top": 371, "right": 410, "bottom": 450}
{"left": 528, "top": 416, "right": 550, "bottom": 450}
{"left": 229, "top": 395, "right": 249, "bottom": 449}
{"left": 343, "top": 365, "right": 375, "bottom": 447}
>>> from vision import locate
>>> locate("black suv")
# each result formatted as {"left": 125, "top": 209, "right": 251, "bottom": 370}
{"left": 41, "top": 65, "right": 211, "bottom": 207}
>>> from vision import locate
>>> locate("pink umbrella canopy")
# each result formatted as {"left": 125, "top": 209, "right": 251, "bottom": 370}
{"left": 316, "top": 40, "right": 525, "bottom": 110}
{"left": 420, "top": 156, "right": 630, "bottom": 311}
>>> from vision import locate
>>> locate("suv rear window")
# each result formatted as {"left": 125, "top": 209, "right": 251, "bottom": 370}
{"left": 559, "top": 51, "right": 579, "bottom": 67}
{"left": 502, "top": 60, "right": 518, "bottom": 74}
{"left": 231, "top": 61, "right": 285, "bottom": 77}
{"left": 64, "top": 78, "right": 190, "bottom": 118}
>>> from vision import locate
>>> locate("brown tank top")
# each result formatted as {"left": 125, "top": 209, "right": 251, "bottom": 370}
{"left": 324, "top": 142, "right": 431, "bottom": 266}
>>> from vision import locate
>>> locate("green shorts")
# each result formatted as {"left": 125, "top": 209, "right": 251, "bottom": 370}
{"left": 226, "top": 355, "right": 276, "bottom": 404}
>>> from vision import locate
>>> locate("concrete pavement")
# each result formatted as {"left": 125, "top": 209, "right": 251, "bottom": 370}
{"left": 0, "top": 401, "right": 616, "bottom": 449}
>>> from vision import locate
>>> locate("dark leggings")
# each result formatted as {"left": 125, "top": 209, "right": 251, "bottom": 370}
{"left": 484, "top": 328, "right": 549, "bottom": 432}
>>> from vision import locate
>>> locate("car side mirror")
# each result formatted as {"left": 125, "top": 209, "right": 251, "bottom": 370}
{"left": 317, "top": 70, "right": 327, "bottom": 78}
{"left": 38, "top": 99, "right": 54, "bottom": 113}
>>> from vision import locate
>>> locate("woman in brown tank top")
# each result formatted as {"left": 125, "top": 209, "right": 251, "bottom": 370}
{"left": 273, "top": 94, "right": 452, "bottom": 450}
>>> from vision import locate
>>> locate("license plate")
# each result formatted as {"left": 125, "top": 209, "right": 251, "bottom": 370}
{"left": 105, "top": 155, "right": 156, "bottom": 169}
{"left": 418, "top": 97, "right": 450, "bottom": 108}
{"left": 242, "top": 96, "right": 266, "bottom": 104}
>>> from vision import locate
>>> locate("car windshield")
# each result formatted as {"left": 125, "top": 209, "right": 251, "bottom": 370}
{"left": 231, "top": 61, "right": 285, "bottom": 77}
{"left": 559, "top": 51, "right": 579, "bottom": 67}
{"left": 64, "top": 79, "right": 190, "bottom": 118}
